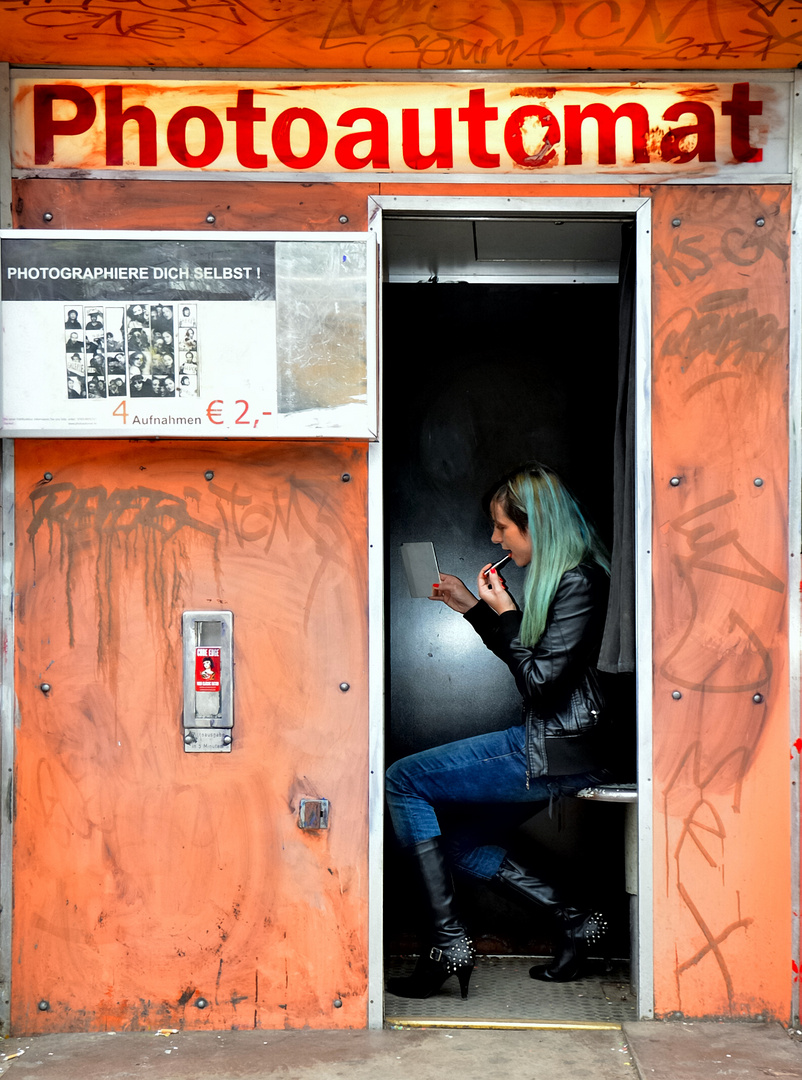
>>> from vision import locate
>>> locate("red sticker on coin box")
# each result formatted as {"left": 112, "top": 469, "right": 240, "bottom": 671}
{"left": 195, "top": 647, "right": 221, "bottom": 691}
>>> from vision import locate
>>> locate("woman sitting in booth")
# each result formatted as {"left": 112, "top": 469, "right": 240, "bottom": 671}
{"left": 386, "top": 462, "right": 612, "bottom": 1000}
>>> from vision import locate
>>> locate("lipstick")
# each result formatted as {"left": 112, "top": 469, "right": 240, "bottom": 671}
{"left": 484, "top": 554, "right": 512, "bottom": 577}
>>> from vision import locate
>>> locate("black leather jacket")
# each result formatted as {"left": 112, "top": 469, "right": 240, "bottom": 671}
{"left": 463, "top": 563, "right": 610, "bottom": 782}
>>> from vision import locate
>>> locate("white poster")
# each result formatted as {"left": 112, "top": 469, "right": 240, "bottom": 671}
{"left": 0, "top": 231, "right": 376, "bottom": 439}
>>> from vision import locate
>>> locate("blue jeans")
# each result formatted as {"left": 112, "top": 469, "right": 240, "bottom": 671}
{"left": 385, "top": 724, "right": 602, "bottom": 880}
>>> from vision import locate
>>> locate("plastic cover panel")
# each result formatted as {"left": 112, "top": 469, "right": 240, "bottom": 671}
{"left": 276, "top": 241, "right": 368, "bottom": 413}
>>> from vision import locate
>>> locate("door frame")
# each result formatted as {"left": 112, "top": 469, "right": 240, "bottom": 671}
{"left": 0, "top": 439, "right": 14, "bottom": 1033}
{"left": 366, "top": 194, "right": 654, "bottom": 1024}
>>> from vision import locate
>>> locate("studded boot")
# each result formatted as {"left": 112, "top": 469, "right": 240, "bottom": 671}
{"left": 528, "top": 907, "right": 609, "bottom": 982}
{"left": 386, "top": 837, "right": 475, "bottom": 1000}
{"left": 492, "top": 854, "right": 607, "bottom": 983}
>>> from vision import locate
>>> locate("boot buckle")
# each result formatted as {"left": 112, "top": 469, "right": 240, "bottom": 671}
{"left": 428, "top": 947, "right": 443, "bottom": 962}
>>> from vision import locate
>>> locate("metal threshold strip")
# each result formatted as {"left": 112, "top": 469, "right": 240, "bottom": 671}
{"left": 386, "top": 1018, "right": 622, "bottom": 1031}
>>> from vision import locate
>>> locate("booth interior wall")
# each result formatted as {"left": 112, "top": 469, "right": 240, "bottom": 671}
{"left": 382, "top": 279, "right": 627, "bottom": 960}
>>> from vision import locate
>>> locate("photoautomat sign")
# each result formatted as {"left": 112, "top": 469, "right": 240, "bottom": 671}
{"left": 12, "top": 77, "right": 791, "bottom": 179}
{"left": 0, "top": 231, "right": 377, "bottom": 439}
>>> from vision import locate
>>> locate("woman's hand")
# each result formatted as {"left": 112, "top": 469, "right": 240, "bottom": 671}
{"left": 429, "top": 573, "right": 479, "bottom": 613}
{"left": 476, "top": 564, "right": 518, "bottom": 615}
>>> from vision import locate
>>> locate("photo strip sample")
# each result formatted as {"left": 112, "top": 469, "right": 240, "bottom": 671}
{"left": 64, "top": 302, "right": 200, "bottom": 400}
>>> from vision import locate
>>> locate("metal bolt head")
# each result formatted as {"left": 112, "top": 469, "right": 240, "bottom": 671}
{"left": 196, "top": 997, "right": 208, "bottom": 1009}
{"left": 341, "top": 473, "right": 351, "bottom": 483}
{"left": 755, "top": 217, "right": 765, "bottom": 227}
{"left": 38, "top": 999, "right": 50, "bottom": 1011}
{"left": 672, "top": 690, "right": 682, "bottom": 700}
{"left": 43, "top": 213, "right": 53, "bottom": 223}
{"left": 43, "top": 472, "right": 53, "bottom": 482}
{"left": 204, "top": 470, "right": 214, "bottom": 481}
{"left": 206, "top": 214, "right": 216, "bottom": 224}
{"left": 339, "top": 682, "right": 350, "bottom": 692}
{"left": 40, "top": 683, "right": 51, "bottom": 694}
{"left": 184, "top": 732, "right": 194, "bottom": 744}
{"left": 752, "top": 693, "right": 764, "bottom": 704}
{"left": 754, "top": 477, "right": 764, "bottom": 487}
{"left": 671, "top": 218, "right": 681, "bottom": 228}
{"left": 670, "top": 476, "right": 682, "bottom": 487}
{"left": 333, "top": 998, "right": 343, "bottom": 1008}
{"left": 223, "top": 734, "right": 232, "bottom": 745}
{"left": 338, "top": 215, "right": 349, "bottom": 224}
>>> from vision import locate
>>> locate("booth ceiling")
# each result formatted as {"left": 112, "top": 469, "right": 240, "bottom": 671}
{"left": 1, "top": 0, "right": 800, "bottom": 71}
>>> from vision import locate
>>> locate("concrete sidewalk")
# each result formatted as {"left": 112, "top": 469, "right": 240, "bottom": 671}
{"left": 625, "top": 1020, "right": 802, "bottom": 1079}
{"left": 0, "top": 1021, "right": 798, "bottom": 1080}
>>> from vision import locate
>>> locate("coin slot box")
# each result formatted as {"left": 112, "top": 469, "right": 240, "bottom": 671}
{"left": 182, "top": 610, "right": 234, "bottom": 753}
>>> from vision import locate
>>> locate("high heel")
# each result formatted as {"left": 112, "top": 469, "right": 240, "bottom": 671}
{"left": 387, "top": 935, "right": 475, "bottom": 999}
{"left": 386, "top": 837, "right": 475, "bottom": 1000}
{"left": 528, "top": 909, "right": 608, "bottom": 982}
{"left": 456, "top": 954, "right": 473, "bottom": 999}
{"left": 491, "top": 855, "right": 607, "bottom": 983}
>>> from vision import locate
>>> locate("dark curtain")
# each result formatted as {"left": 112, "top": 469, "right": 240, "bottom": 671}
{"left": 598, "top": 223, "right": 636, "bottom": 674}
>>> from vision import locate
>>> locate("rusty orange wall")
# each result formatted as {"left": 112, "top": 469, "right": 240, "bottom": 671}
{"left": 650, "top": 185, "right": 792, "bottom": 1019}
{"left": 12, "top": 439, "right": 369, "bottom": 1033}
{"left": 9, "top": 173, "right": 798, "bottom": 1024}
{"left": 2, "top": 0, "right": 800, "bottom": 70}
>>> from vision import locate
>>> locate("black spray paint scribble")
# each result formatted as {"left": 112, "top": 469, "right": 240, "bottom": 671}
{"left": 663, "top": 745, "right": 756, "bottom": 1013}
{"left": 7, "top": 0, "right": 252, "bottom": 46}
{"left": 27, "top": 475, "right": 356, "bottom": 671}
{"left": 662, "top": 494, "right": 780, "bottom": 690}
{"left": 201, "top": 477, "right": 354, "bottom": 633}
{"left": 657, "top": 287, "right": 789, "bottom": 397}
{"left": 6, "top": 0, "right": 802, "bottom": 67}
{"left": 654, "top": 195, "right": 788, "bottom": 292}
{"left": 28, "top": 482, "right": 221, "bottom": 671}
{"left": 237, "top": 0, "right": 802, "bottom": 67}
{"left": 658, "top": 490, "right": 785, "bottom": 1011}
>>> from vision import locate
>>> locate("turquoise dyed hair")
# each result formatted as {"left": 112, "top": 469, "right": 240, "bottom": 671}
{"left": 484, "top": 463, "right": 610, "bottom": 647}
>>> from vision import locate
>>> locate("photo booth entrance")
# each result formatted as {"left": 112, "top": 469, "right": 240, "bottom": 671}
{"left": 377, "top": 202, "right": 646, "bottom": 1019}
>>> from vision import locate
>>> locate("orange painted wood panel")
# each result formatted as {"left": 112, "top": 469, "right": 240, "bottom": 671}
{"left": 12, "top": 179, "right": 646, "bottom": 234}
{"left": 11, "top": 180, "right": 371, "bottom": 232}
{"left": 12, "top": 439, "right": 369, "bottom": 1033}
{"left": 1, "top": 1, "right": 799, "bottom": 70}
{"left": 651, "top": 185, "right": 791, "bottom": 1019}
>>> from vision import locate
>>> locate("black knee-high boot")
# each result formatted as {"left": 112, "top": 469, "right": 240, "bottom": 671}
{"left": 386, "top": 837, "right": 475, "bottom": 1000}
{"left": 492, "top": 854, "right": 608, "bottom": 982}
